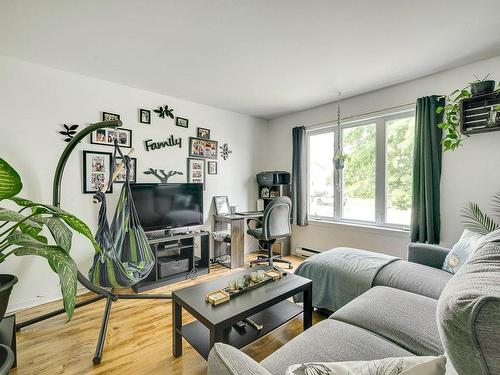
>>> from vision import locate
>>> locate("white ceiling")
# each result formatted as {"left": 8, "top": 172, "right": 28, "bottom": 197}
{"left": 1, "top": 1, "right": 500, "bottom": 119}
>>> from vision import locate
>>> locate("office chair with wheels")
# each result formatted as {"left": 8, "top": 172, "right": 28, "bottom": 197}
{"left": 247, "top": 196, "right": 293, "bottom": 269}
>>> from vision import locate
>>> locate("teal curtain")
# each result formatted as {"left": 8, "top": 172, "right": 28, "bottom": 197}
{"left": 410, "top": 96, "right": 444, "bottom": 244}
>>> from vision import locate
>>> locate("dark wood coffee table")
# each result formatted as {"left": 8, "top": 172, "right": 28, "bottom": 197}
{"left": 172, "top": 268, "right": 312, "bottom": 359}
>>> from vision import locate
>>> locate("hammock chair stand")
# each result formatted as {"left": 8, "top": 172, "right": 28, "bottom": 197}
{"left": 15, "top": 120, "right": 172, "bottom": 365}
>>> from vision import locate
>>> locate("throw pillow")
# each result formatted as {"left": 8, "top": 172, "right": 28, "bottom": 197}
{"left": 442, "top": 229, "right": 483, "bottom": 274}
{"left": 285, "top": 356, "right": 446, "bottom": 375}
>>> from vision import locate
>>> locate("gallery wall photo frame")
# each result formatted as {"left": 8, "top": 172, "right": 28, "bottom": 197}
{"left": 176, "top": 117, "right": 189, "bottom": 128}
{"left": 207, "top": 161, "right": 217, "bottom": 175}
{"left": 187, "top": 157, "right": 206, "bottom": 190}
{"left": 83, "top": 151, "right": 113, "bottom": 194}
{"left": 102, "top": 112, "right": 120, "bottom": 122}
{"left": 188, "top": 137, "right": 218, "bottom": 160}
{"left": 114, "top": 157, "right": 137, "bottom": 183}
{"left": 90, "top": 128, "right": 133, "bottom": 148}
{"left": 197, "top": 127, "right": 210, "bottom": 139}
{"left": 139, "top": 109, "right": 151, "bottom": 124}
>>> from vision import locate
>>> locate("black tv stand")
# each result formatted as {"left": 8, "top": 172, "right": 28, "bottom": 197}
{"left": 133, "top": 231, "right": 210, "bottom": 293}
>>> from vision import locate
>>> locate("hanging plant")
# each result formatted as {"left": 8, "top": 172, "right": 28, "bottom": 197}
{"left": 436, "top": 75, "right": 499, "bottom": 151}
{"left": 153, "top": 105, "right": 174, "bottom": 119}
{"left": 59, "top": 124, "right": 79, "bottom": 142}
{"left": 334, "top": 152, "right": 348, "bottom": 170}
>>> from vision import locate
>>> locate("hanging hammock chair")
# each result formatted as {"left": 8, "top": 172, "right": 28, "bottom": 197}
{"left": 89, "top": 141, "right": 155, "bottom": 288}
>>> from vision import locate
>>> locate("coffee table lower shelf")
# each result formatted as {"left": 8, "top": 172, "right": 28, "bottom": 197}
{"left": 179, "top": 300, "right": 302, "bottom": 359}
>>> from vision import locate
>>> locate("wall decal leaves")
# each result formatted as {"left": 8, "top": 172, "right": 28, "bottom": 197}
{"left": 60, "top": 124, "right": 79, "bottom": 142}
{"left": 153, "top": 105, "right": 174, "bottom": 119}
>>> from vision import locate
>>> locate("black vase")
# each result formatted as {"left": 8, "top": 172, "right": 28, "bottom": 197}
{"left": 0, "top": 275, "right": 17, "bottom": 321}
{"left": 471, "top": 80, "right": 496, "bottom": 96}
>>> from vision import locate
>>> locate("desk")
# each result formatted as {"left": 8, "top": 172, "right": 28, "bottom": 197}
{"left": 212, "top": 213, "right": 290, "bottom": 268}
{"left": 213, "top": 213, "right": 262, "bottom": 268}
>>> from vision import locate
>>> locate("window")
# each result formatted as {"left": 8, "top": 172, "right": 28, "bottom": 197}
{"left": 308, "top": 131, "right": 334, "bottom": 218}
{"left": 307, "top": 112, "right": 415, "bottom": 229}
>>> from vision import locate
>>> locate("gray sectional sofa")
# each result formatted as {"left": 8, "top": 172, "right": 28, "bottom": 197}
{"left": 208, "top": 241, "right": 500, "bottom": 375}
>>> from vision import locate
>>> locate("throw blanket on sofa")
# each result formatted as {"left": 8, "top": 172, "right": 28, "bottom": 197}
{"left": 294, "top": 247, "right": 399, "bottom": 311}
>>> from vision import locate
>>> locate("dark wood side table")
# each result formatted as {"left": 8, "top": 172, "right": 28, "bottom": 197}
{"left": 172, "top": 268, "right": 312, "bottom": 359}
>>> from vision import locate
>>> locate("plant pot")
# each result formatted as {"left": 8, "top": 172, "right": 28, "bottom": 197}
{"left": 471, "top": 80, "right": 495, "bottom": 96}
{"left": 334, "top": 159, "right": 345, "bottom": 170}
{"left": 0, "top": 275, "right": 17, "bottom": 321}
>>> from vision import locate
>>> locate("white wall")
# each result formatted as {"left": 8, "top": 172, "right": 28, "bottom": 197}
{"left": 0, "top": 56, "right": 267, "bottom": 312}
{"left": 267, "top": 55, "right": 500, "bottom": 256}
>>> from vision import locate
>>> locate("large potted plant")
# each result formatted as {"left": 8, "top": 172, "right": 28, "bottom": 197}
{"left": 0, "top": 158, "right": 101, "bottom": 321}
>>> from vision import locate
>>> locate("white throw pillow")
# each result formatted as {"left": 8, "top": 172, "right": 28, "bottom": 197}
{"left": 442, "top": 230, "right": 483, "bottom": 274}
{"left": 285, "top": 355, "right": 446, "bottom": 375}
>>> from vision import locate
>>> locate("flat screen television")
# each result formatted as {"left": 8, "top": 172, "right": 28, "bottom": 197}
{"left": 130, "top": 183, "right": 203, "bottom": 232}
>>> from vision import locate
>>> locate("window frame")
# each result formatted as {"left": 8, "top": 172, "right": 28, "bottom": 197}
{"left": 306, "top": 109, "right": 415, "bottom": 230}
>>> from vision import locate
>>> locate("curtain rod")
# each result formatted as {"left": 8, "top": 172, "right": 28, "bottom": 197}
{"left": 304, "top": 102, "right": 415, "bottom": 130}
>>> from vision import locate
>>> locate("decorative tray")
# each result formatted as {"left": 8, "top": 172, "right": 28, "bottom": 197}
{"left": 206, "top": 268, "right": 286, "bottom": 306}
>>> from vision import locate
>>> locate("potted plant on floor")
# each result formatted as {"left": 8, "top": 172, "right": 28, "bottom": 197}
{"left": 0, "top": 157, "right": 101, "bottom": 321}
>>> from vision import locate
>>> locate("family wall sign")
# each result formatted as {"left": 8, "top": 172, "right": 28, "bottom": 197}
{"left": 144, "top": 135, "right": 182, "bottom": 151}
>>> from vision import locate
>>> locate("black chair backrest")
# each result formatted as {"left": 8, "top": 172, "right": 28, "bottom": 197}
{"left": 262, "top": 196, "right": 292, "bottom": 240}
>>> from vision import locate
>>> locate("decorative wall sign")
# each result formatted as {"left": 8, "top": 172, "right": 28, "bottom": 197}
{"left": 197, "top": 127, "right": 210, "bottom": 139}
{"left": 176, "top": 117, "right": 189, "bottom": 128}
{"left": 153, "top": 105, "right": 174, "bottom": 119}
{"left": 139, "top": 109, "right": 151, "bottom": 124}
{"left": 188, "top": 137, "right": 218, "bottom": 159}
{"left": 91, "top": 128, "right": 132, "bottom": 148}
{"left": 144, "top": 168, "right": 183, "bottom": 183}
{"left": 103, "top": 112, "right": 120, "bottom": 122}
{"left": 220, "top": 143, "right": 232, "bottom": 160}
{"left": 187, "top": 157, "right": 206, "bottom": 189}
{"left": 208, "top": 161, "right": 217, "bottom": 175}
{"left": 144, "top": 136, "right": 182, "bottom": 151}
{"left": 60, "top": 124, "right": 79, "bottom": 142}
{"left": 83, "top": 151, "right": 113, "bottom": 194}
{"left": 114, "top": 157, "right": 137, "bottom": 183}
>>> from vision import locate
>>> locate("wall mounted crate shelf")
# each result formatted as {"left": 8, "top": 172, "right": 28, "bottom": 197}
{"left": 460, "top": 92, "right": 500, "bottom": 135}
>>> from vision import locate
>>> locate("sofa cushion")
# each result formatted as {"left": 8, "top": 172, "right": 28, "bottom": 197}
{"left": 437, "top": 240, "right": 500, "bottom": 375}
{"left": 373, "top": 259, "right": 452, "bottom": 299}
{"left": 332, "top": 286, "right": 443, "bottom": 356}
{"left": 285, "top": 355, "right": 447, "bottom": 375}
{"left": 208, "top": 343, "right": 272, "bottom": 375}
{"left": 260, "top": 319, "right": 414, "bottom": 375}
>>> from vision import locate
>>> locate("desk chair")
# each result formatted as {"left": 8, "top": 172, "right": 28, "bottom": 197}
{"left": 247, "top": 196, "right": 293, "bottom": 269}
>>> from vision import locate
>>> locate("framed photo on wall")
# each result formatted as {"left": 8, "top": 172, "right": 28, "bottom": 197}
{"left": 83, "top": 151, "right": 113, "bottom": 194}
{"left": 207, "top": 161, "right": 217, "bottom": 175}
{"left": 188, "top": 137, "right": 218, "bottom": 159}
{"left": 197, "top": 127, "right": 211, "bottom": 139}
{"left": 102, "top": 112, "right": 120, "bottom": 122}
{"left": 139, "top": 109, "right": 151, "bottom": 124}
{"left": 187, "top": 157, "right": 206, "bottom": 190}
{"left": 114, "top": 157, "right": 137, "bottom": 183}
{"left": 176, "top": 117, "right": 189, "bottom": 128}
{"left": 90, "top": 128, "right": 132, "bottom": 148}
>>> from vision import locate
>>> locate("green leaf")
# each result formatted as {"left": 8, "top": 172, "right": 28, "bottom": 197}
{"left": 42, "top": 217, "right": 72, "bottom": 253}
{"left": 495, "top": 105, "right": 500, "bottom": 112}
{"left": 491, "top": 191, "right": 500, "bottom": 219}
{"left": 19, "top": 222, "right": 43, "bottom": 238}
{"left": 14, "top": 246, "right": 77, "bottom": 320}
{"left": 0, "top": 158, "right": 22, "bottom": 200}
{"left": 9, "top": 196, "right": 33, "bottom": 207}
{"left": 436, "top": 106, "right": 444, "bottom": 114}
{"left": 6, "top": 231, "right": 50, "bottom": 247}
{"left": 0, "top": 208, "right": 41, "bottom": 228}
{"left": 461, "top": 202, "right": 500, "bottom": 235}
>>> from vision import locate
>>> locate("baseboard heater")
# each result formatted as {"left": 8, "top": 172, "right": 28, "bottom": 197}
{"left": 295, "top": 247, "right": 321, "bottom": 258}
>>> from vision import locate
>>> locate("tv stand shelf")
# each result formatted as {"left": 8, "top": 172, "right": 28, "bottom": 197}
{"left": 132, "top": 231, "right": 210, "bottom": 293}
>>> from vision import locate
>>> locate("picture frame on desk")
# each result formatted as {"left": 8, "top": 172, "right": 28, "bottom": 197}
{"left": 213, "top": 196, "right": 230, "bottom": 215}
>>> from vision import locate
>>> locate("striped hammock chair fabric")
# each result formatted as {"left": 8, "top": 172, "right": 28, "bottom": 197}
{"left": 88, "top": 145, "right": 154, "bottom": 288}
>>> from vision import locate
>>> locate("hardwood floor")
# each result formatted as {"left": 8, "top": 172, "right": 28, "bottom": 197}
{"left": 10, "top": 253, "right": 324, "bottom": 375}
